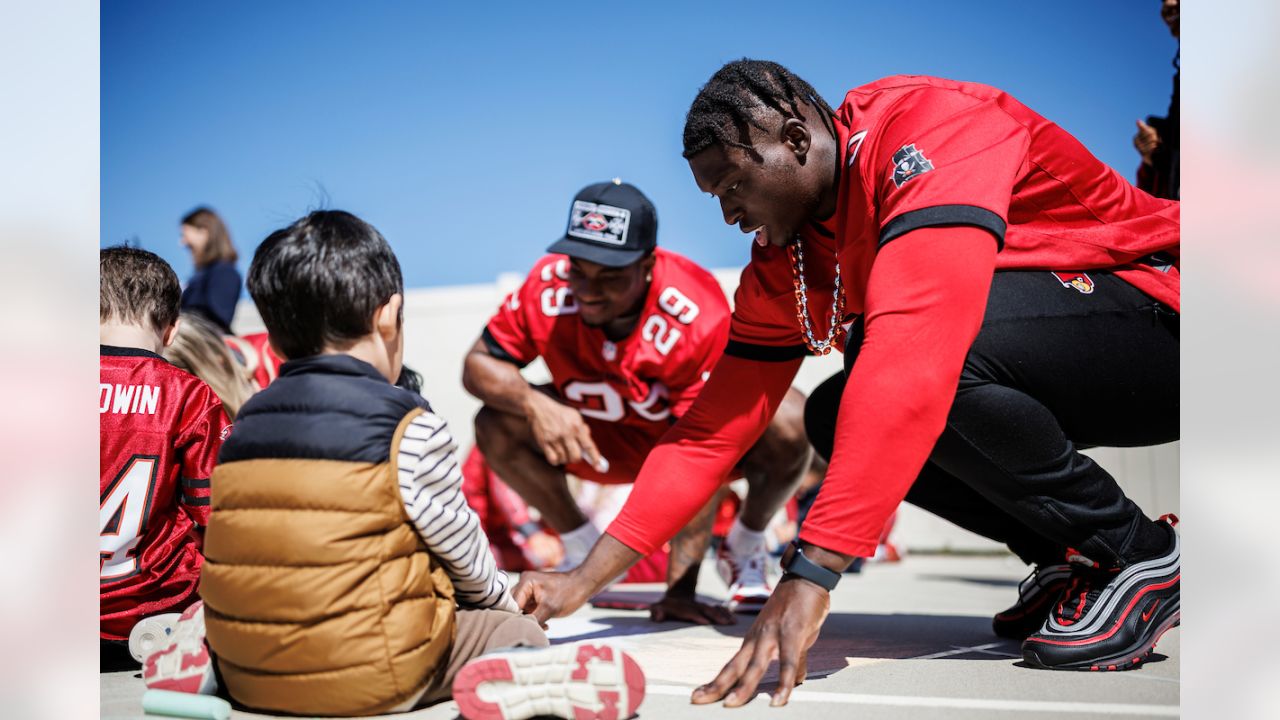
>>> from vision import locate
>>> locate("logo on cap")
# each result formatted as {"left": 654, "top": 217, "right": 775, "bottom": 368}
{"left": 568, "top": 200, "right": 630, "bottom": 246}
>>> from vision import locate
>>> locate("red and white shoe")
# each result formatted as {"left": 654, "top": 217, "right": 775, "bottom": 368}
{"left": 453, "top": 642, "right": 645, "bottom": 720}
{"left": 141, "top": 601, "right": 217, "bottom": 695}
{"left": 716, "top": 540, "right": 772, "bottom": 613}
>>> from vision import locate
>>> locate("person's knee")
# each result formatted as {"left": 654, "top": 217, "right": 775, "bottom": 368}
{"left": 473, "top": 406, "right": 526, "bottom": 456}
{"left": 751, "top": 388, "right": 812, "bottom": 472}
{"left": 488, "top": 612, "right": 549, "bottom": 651}
{"left": 769, "top": 388, "right": 810, "bottom": 452}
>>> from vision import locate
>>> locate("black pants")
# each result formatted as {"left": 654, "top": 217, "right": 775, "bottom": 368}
{"left": 804, "top": 270, "right": 1178, "bottom": 567}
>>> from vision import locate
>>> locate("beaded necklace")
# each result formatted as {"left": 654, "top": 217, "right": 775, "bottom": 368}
{"left": 787, "top": 236, "right": 847, "bottom": 355}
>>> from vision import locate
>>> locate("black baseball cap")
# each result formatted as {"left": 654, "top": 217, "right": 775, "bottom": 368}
{"left": 546, "top": 179, "right": 657, "bottom": 268}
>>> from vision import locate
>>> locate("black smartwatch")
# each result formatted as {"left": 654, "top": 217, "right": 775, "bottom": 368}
{"left": 781, "top": 541, "right": 841, "bottom": 591}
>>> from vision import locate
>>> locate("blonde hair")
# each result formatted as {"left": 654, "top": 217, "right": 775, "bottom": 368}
{"left": 181, "top": 206, "right": 238, "bottom": 268}
{"left": 164, "top": 312, "right": 256, "bottom": 419}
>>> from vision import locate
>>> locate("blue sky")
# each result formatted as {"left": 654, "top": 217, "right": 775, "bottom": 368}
{"left": 102, "top": 1, "right": 1178, "bottom": 291}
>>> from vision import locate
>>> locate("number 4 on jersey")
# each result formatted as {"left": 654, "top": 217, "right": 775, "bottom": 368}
{"left": 100, "top": 455, "right": 160, "bottom": 582}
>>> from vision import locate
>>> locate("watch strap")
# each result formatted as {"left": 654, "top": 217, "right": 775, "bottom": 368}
{"left": 783, "top": 543, "right": 841, "bottom": 591}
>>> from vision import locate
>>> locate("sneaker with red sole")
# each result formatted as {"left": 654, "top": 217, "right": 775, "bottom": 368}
{"left": 992, "top": 563, "right": 1073, "bottom": 639}
{"left": 141, "top": 600, "right": 217, "bottom": 695}
{"left": 453, "top": 642, "right": 645, "bottom": 720}
{"left": 1022, "top": 515, "right": 1180, "bottom": 671}
{"left": 715, "top": 540, "right": 771, "bottom": 614}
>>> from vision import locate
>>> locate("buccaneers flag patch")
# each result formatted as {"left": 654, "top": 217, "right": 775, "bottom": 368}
{"left": 892, "top": 143, "right": 934, "bottom": 187}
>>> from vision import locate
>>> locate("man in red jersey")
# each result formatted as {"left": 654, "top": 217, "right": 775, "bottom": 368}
{"left": 100, "top": 247, "right": 231, "bottom": 669}
{"left": 464, "top": 180, "right": 811, "bottom": 624}
{"left": 514, "top": 62, "right": 1180, "bottom": 700}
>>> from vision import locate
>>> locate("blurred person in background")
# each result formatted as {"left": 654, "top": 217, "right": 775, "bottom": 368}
{"left": 1134, "top": 0, "right": 1179, "bottom": 199}
{"left": 224, "top": 331, "right": 284, "bottom": 390}
{"left": 163, "top": 311, "right": 257, "bottom": 420}
{"left": 179, "top": 207, "right": 242, "bottom": 333}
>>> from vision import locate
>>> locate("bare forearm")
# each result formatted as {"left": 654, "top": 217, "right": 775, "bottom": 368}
{"left": 572, "top": 532, "right": 644, "bottom": 597}
{"left": 462, "top": 348, "right": 537, "bottom": 416}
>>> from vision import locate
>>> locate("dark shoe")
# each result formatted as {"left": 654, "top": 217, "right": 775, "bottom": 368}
{"left": 992, "top": 563, "right": 1073, "bottom": 639}
{"left": 1022, "top": 516, "right": 1180, "bottom": 671}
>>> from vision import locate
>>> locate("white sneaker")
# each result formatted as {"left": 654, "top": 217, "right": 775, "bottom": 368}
{"left": 141, "top": 601, "right": 217, "bottom": 695}
{"left": 127, "top": 612, "right": 181, "bottom": 663}
{"left": 453, "top": 642, "right": 645, "bottom": 720}
{"left": 716, "top": 540, "right": 772, "bottom": 613}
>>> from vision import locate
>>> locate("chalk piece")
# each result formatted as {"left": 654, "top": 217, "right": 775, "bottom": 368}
{"left": 142, "top": 689, "right": 231, "bottom": 720}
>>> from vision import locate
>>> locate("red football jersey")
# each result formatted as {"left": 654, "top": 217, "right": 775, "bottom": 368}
{"left": 224, "top": 331, "right": 284, "bottom": 391}
{"left": 729, "top": 74, "right": 1181, "bottom": 352}
{"left": 99, "top": 346, "right": 231, "bottom": 640}
{"left": 484, "top": 247, "right": 731, "bottom": 438}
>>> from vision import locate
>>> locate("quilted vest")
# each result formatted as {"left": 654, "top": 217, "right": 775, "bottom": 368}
{"left": 201, "top": 354, "right": 455, "bottom": 716}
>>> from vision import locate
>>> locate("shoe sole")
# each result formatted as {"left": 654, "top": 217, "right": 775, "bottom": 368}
{"left": 453, "top": 642, "right": 644, "bottom": 720}
{"left": 1023, "top": 606, "right": 1181, "bottom": 672}
{"left": 127, "top": 613, "right": 182, "bottom": 663}
{"left": 726, "top": 596, "right": 769, "bottom": 615}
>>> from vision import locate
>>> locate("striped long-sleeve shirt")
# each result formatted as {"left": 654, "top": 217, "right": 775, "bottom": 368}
{"left": 397, "top": 411, "right": 519, "bottom": 613}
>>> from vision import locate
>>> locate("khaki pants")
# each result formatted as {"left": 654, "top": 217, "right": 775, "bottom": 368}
{"left": 396, "top": 608, "right": 549, "bottom": 710}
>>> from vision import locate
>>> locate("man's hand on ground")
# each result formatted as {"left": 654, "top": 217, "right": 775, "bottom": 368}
{"left": 522, "top": 391, "right": 607, "bottom": 472}
{"left": 691, "top": 576, "right": 829, "bottom": 708}
{"left": 649, "top": 592, "right": 736, "bottom": 626}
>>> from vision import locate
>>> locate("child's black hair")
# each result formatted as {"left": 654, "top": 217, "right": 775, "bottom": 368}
{"left": 247, "top": 210, "right": 403, "bottom": 359}
{"left": 682, "top": 58, "right": 836, "bottom": 160}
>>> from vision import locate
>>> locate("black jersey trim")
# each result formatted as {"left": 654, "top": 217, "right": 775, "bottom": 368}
{"left": 100, "top": 345, "right": 166, "bottom": 360}
{"left": 181, "top": 495, "right": 211, "bottom": 507}
{"left": 879, "top": 205, "right": 1006, "bottom": 251}
{"left": 481, "top": 327, "right": 531, "bottom": 369}
{"left": 724, "top": 340, "right": 811, "bottom": 362}
{"left": 181, "top": 477, "right": 211, "bottom": 489}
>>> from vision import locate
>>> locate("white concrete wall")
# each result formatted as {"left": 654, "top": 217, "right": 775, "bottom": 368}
{"left": 231, "top": 269, "right": 1179, "bottom": 554}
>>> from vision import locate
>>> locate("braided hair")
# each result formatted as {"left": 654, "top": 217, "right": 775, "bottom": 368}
{"left": 682, "top": 59, "right": 836, "bottom": 160}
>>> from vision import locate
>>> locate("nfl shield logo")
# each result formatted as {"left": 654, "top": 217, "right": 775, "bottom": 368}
{"left": 892, "top": 144, "right": 934, "bottom": 187}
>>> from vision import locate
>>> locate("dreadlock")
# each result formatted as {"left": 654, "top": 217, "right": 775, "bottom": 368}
{"left": 682, "top": 59, "right": 836, "bottom": 160}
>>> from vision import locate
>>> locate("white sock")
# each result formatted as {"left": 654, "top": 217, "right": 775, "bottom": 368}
{"left": 559, "top": 522, "right": 602, "bottom": 566}
{"left": 727, "top": 518, "right": 766, "bottom": 556}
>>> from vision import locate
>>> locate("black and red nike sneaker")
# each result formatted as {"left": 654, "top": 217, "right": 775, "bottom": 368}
{"left": 1022, "top": 516, "right": 1180, "bottom": 671}
{"left": 992, "top": 563, "right": 1073, "bottom": 639}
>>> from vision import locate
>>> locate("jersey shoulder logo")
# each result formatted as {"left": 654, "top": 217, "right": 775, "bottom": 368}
{"left": 891, "top": 143, "right": 934, "bottom": 187}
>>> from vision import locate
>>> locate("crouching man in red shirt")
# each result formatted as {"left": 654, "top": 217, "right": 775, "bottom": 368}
{"left": 514, "top": 61, "right": 1181, "bottom": 704}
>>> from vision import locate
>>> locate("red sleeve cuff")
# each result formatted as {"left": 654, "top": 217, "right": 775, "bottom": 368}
{"left": 798, "top": 526, "right": 879, "bottom": 560}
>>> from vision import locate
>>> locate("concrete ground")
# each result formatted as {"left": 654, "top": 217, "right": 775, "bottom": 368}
{"left": 101, "top": 554, "right": 1179, "bottom": 720}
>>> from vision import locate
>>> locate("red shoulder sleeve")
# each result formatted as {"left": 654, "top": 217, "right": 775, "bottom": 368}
{"left": 868, "top": 87, "right": 1029, "bottom": 251}
{"left": 175, "top": 381, "right": 230, "bottom": 526}
{"left": 658, "top": 262, "right": 732, "bottom": 418}
{"left": 483, "top": 256, "right": 571, "bottom": 366}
